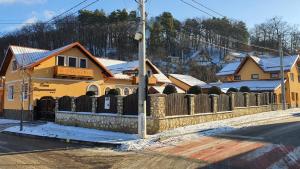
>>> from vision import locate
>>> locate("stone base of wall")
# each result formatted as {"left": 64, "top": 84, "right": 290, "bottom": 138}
{"left": 55, "top": 112, "right": 158, "bottom": 134}
{"left": 3, "top": 109, "right": 32, "bottom": 121}
{"left": 56, "top": 104, "right": 283, "bottom": 134}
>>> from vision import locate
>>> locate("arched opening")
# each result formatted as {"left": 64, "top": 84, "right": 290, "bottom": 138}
{"left": 87, "top": 85, "right": 99, "bottom": 96}
{"left": 124, "top": 88, "right": 130, "bottom": 95}
{"left": 105, "top": 87, "right": 111, "bottom": 95}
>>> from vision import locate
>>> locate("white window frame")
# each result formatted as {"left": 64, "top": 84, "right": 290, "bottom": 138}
{"left": 124, "top": 87, "right": 130, "bottom": 95}
{"left": 7, "top": 85, "right": 14, "bottom": 101}
{"left": 22, "top": 83, "right": 29, "bottom": 101}
{"left": 11, "top": 59, "right": 18, "bottom": 72}
{"left": 56, "top": 55, "right": 66, "bottom": 66}
{"left": 68, "top": 56, "right": 78, "bottom": 67}
{"left": 87, "top": 84, "right": 99, "bottom": 96}
{"left": 79, "top": 58, "right": 88, "bottom": 68}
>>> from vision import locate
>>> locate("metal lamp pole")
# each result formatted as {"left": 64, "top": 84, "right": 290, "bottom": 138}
{"left": 279, "top": 35, "right": 286, "bottom": 110}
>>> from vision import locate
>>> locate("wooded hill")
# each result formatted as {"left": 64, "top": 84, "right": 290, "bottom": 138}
{"left": 0, "top": 9, "right": 299, "bottom": 82}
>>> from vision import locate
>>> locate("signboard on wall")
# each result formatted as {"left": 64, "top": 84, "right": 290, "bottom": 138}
{"left": 104, "top": 97, "right": 110, "bottom": 110}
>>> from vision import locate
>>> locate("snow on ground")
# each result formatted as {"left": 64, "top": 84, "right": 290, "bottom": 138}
{"left": 0, "top": 118, "right": 21, "bottom": 124}
{"left": 2, "top": 108, "right": 300, "bottom": 151}
{"left": 4, "top": 122, "right": 138, "bottom": 144}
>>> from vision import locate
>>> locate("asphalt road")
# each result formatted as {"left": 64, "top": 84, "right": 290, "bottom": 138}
{"left": 0, "top": 116, "right": 300, "bottom": 169}
{"left": 154, "top": 116, "right": 300, "bottom": 169}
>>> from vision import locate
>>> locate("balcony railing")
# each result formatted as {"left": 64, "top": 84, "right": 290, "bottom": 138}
{"left": 53, "top": 66, "right": 94, "bottom": 79}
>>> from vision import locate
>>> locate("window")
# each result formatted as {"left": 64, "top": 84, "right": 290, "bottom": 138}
{"left": 80, "top": 58, "right": 87, "bottom": 68}
{"left": 251, "top": 74, "right": 259, "bottom": 80}
{"left": 292, "top": 92, "right": 296, "bottom": 101}
{"left": 57, "top": 56, "right": 65, "bottom": 66}
{"left": 12, "top": 60, "right": 17, "bottom": 71}
{"left": 87, "top": 85, "right": 98, "bottom": 96}
{"left": 22, "top": 83, "right": 29, "bottom": 100}
{"left": 116, "top": 88, "right": 121, "bottom": 95}
{"left": 234, "top": 75, "right": 241, "bottom": 81}
{"left": 124, "top": 88, "right": 130, "bottom": 95}
{"left": 270, "top": 73, "right": 279, "bottom": 79}
{"left": 290, "top": 73, "right": 295, "bottom": 81}
{"left": 7, "top": 85, "right": 14, "bottom": 101}
{"left": 147, "top": 70, "right": 152, "bottom": 77}
{"left": 68, "top": 57, "right": 77, "bottom": 67}
{"left": 105, "top": 87, "right": 111, "bottom": 95}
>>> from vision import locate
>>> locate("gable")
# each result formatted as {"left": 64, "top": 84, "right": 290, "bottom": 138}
{"left": 0, "top": 42, "right": 113, "bottom": 77}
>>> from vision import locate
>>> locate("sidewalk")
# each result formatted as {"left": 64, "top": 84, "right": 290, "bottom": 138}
{"left": 2, "top": 108, "right": 300, "bottom": 151}
{"left": 3, "top": 122, "right": 139, "bottom": 147}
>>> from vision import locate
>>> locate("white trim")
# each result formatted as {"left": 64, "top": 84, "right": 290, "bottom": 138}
{"left": 68, "top": 56, "right": 78, "bottom": 67}
{"left": 79, "top": 58, "right": 88, "bottom": 68}
{"left": 56, "top": 55, "right": 66, "bottom": 66}
{"left": 32, "top": 77, "right": 98, "bottom": 83}
{"left": 86, "top": 84, "right": 100, "bottom": 96}
{"left": 7, "top": 84, "right": 14, "bottom": 101}
{"left": 22, "top": 83, "right": 29, "bottom": 101}
{"left": 5, "top": 79, "right": 29, "bottom": 84}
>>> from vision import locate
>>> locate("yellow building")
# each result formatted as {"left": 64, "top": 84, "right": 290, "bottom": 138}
{"left": 212, "top": 55, "right": 300, "bottom": 107}
{"left": 0, "top": 42, "right": 170, "bottom": 120}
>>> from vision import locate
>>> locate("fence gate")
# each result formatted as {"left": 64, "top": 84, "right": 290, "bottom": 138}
{"left": 36, "top": 96, "right": 55, "bottom": 121}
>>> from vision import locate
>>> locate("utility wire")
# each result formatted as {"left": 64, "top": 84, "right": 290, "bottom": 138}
{"left": 178, "top": 0, "right": 288, "bottom": 54}
{"left": 46, "top": 0, "right": 88, "bottom": 24}
{"left": 179, "top": 0, "right": 215, "bottom": 17}
{"left": 191, "top": 0, "right": 225, "bottom": 18}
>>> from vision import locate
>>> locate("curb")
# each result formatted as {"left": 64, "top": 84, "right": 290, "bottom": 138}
{"left": 2, "top": 131, "right": 122, "bottom": 149}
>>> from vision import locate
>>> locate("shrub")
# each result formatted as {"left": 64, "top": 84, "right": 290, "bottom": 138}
{"left": 208, "top": 86, "right": 222, "bottom": 95}
{"left": 163, "top": 85, "right": 177, "bottom": 95}
{"left": 107, "top": 89, "right": 120, "bottom": 95}
{"left": 187, "top": 85, "right": 202, "bottom": 95}
{"left": 86, "top": 91, "right": 96, "bottom": 96}
{"left": 226, "top": 87, "right": 238, "bottom": 93}
{"left": 239, "top": 86, "right": 251, "bottom": 92}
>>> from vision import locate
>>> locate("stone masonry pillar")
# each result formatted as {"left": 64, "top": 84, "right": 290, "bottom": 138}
{"left": 256, "top": 93, "right": 261, "bottom": 106}
{"left": 116, "top": 96, "right": 124, "bottom": 115}
{"left": 71, "top": 97, "right": 76, "bottom": 112}
{"left": 229, "top": 92, "right": 235, "bottom": 111}
{"left": 187, "top": 94, "right": 195, "bottom": 115}
{"left": 149, "top": 94, "right": 166, "bottom": 118}
{"left": 244, "top": 93, "right": 250, "bottom": 107}
{"left": 211, "top": 95, "right": 218, "bottom": 113}
{"left": 91, "top": 97, "right": 97, "bottom": 113}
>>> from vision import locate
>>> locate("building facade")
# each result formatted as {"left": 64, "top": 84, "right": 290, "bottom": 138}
{"left": 0, "top": 42, "right": 170, "bottom": 120}
{"left": 215, "top": 55, "right": 300, "bottom": 107}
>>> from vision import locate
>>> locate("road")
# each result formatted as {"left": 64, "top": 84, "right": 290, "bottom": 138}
{"left": 154, "top": 115, "right": 300, "bottom": 169}
{"left": 0, "top": 115, "right": 300, "bottom": 168}
{"left": 0, "top": 123, "right": 204, "bottom": 169}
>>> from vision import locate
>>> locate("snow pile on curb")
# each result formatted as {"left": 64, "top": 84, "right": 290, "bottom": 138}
{"left": 4, "top": 122, "right": 138, "bottom": 144}
{"left": 120, "top": 108, "right": 300, "bottom": 151}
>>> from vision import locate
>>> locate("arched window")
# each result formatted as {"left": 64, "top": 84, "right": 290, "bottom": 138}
{"left": 87, "top": 85, "right": 99, "bottom": 96}
{"left": 116, "top": 88, "right": 122, "bottom": 95}
{"left": 105, "top": 87, "right": 111, "bottom": 95}
{"left": 124, "top": 88, "right": 130, "bottom": 95}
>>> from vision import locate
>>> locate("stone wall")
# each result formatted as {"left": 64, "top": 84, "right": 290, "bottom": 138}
{"left": 55, "top": 93, "right": 285, "bottom": 134}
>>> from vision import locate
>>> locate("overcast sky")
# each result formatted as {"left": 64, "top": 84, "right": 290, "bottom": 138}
{"left": 0, "top": 0, "right": 299, "bottom": 33}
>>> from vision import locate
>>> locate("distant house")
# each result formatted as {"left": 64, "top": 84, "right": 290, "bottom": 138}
{"left": 0, "top": 42, "right": 170, "bottom": 120}
{"left": 168, "top": 74, "right": 206, "bottom": 92}
{"left": 214, "top": 55, "right": 300, "bottom": 107}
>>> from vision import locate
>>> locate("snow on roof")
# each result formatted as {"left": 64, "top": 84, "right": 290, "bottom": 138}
{"left": 10, "top": 44, "right": 74, "bottom": 67}
{"left": 216, "top": 62, "right": 240, "bottom": 76}
{"left": 150, "top": 86, "right": 185, "bottom": 94}
{"left": 153, "top": 73, "right": 171, "bottom": 83}
{"left": 217, "top": 55, "right": 299, "bottom": 76}
{"left": 106, "top": 60, "right": 139, "bottom": 74}
{"left": 169, "top": 74, "right": 206, "bottom": 86}
{"left": 97, "top": 58, "right": 127, "bottom": 67}
{"left": 202, "top": 80, "right": 282, "bottom": 92}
